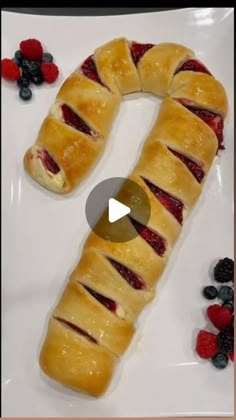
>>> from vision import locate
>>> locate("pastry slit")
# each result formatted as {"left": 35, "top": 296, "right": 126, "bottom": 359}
{"left": 53, "top": 316, "right": 97, "bottom": 344}
{"left": 175, "top": 99, "right": 224, "bottom": 150}
{"left": 174, "top": 59, "right": 212, "bottom": 76}
{"left": 129, "top": 42, "right": 155, "bottom": 66}
{"left": 167, "top": 147, "right": 205, "bottom": 183}
{"left": 142, "top": 177, "right": 184, "bottom": 225}
{"left": 107, "top": 257, "right": 146, "bottom": 290}
{"left": 129, "top": 217, "right": 167, "bottom": 256}
{"left": 81, "top": 284, "right": 118, "bottom": 313}
{"left": 61, "top": 103, "right": 100, "bottom": 139}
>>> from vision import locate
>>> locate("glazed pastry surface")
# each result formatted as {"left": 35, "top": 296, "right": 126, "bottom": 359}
{"left": 36, "top": 38, "right": 228, "bottom": 396}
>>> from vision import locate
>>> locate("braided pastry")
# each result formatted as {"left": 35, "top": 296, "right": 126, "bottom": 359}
{"left": 37, "top": 38, "right": 228, "bottom": 396}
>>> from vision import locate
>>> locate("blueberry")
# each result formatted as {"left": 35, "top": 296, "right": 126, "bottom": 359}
{"left": 14, "top": 50, "right": 23, "bottom": 66}
{"left": 21, "top": 58, "right": 30, "bottom": 69}
{"left": 202, "top": 285, "right": 218, "bottom": 300}
{"left": 218, "top": 286, "right": 234, "bottom": 302}
{"left": 211, "top": 353, "right": 228, "bottom": 369}
{"left": 17, "top": 77, "right": 30, "bottom": 88}
{"left": 42, "top": 52, "right": 53, "bottom": 63}
{"left": 31, "top": 73, "right": 44, "bottom": 85}
{"left": 27, "top": 61, "right": 41, "bottom": 76}
{"left": 222, "top": 301, "right": 234, "bottom": 313}
{"left": 19, "top": 87, "right": 32, "bottom": 101}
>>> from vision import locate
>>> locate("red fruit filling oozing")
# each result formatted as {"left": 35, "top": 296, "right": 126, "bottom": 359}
{"left": 130, "top": 42, "right": 155, "bottom": 65}
{"left": 143, "top": 178, "right": 184, "bottom": 225}
{"left": 175, "top": 59, "right": 211, "bottom": 76}
{"left": 168, "top": 148, "right": 205, "bottom": 183}
{"left": 37, "top": 149, "right": 60, "bottom": 174}
{"left": 130, "top": 218, "right": 166, "bottom": 256}
{"left": 54, "top": 316, "right": 97, "bottom": 343}
{"left": 61, "top": 104, "right": 97, "bottom": 137}
{"left": 81, "top": 55, "right": 103, "bottom": 85}
{"left": 108, "top": 258, "right": 146, "bottom": 290}
{"left": 83, "top": 285, "right": 117, "bottom": 313}
{"left": 177, "top": 100, "right": 224, "bottom": 151}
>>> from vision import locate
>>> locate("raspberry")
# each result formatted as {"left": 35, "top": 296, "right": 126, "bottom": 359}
{"left": 40, "top": 62, "right": 59, "bottom": 84}
{"left": 1, "top": 58, "right": 20, "bottom": 81}
{"left": 207, "top": 304, "right": 232, "bottom": 330}
{"left": 196, "top": 330, "right": 218, "bottom": 359}
{"left": 20, "top": 39, "right": 43, "bottom": 61}
{"left": 229, "top": 351, "right": 234, "bottom": 362}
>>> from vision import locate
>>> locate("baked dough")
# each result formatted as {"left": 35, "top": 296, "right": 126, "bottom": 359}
{"left": 34, "top": 38, "right": 228, "bottom": 396}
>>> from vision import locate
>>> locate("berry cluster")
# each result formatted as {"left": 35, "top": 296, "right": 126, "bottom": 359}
{"left": 196, "top": 257, "right": 234, "bottom": 369}
{"left": 1, "top": 38, "right": 59, "bottom": 101}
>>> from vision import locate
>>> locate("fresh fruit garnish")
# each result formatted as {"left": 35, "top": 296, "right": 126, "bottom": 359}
{"left": 211, "top": 352, "right": 229, "bottom": 369}
{"left": 1, "top": 58, "right": 20, "bottom": 81}
{"left": 217, "top": 326, "right": 234, "bottom": 354}
{"left": 207, "top": 304, "right": 233, "bottom": 330}
{"left": 196, "top": 330, "right": 218, "bottom": 359}
{"left": 40, "top": 62, "right": 59, "bottom": 84}
{"left": 19, "top": 87, "right": 32, "bottom": 101}
{"left": 218, "top": 285, "right": 234, "bottom": 303}
{"left": 20, "top": 38, "right": 43, "bottom": 61}
{"left": 214, "top": 258, "right": 234, "bottom": 283}
{"left": 202, "top": 285, "right": 218, "bottom": 300}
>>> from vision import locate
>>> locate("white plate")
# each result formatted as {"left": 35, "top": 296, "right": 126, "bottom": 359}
{"left": 2, "top": 8, "right": 234, "bottom": 417}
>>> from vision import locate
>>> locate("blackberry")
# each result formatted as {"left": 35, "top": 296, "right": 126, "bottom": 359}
{"left": 19, "top": 87, "right": 32, "bottom": 101}
{"left": 218, "top": 285, "right": 234, "bottom": 302}
{"left": 21, "top": 58, "right": 30, "bottom": 69}
{"left": 214, "top": 258, "right": 234, "bottom": 283}
{"left": 42, "top": 52, "right": 53, "bottom": 63}
{"left": 217, "top": 326, "right": 234, "bottom": 353}
{"left": 211, "top": 353, "right": 228, "bottom": 369}
{"left": 202, "top": 285, "right": 218, "bottom": 300}
{"left": 222, "top": 301, "right": 234, "bottom": 313}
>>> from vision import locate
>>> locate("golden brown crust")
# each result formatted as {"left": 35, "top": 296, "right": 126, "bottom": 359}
{"left": 70, "top": 249, "right": 155, "bottom": 322}
{"left": 169, "top": 71, "right": 228, "bottom": 117}
{"left": 53, "top": 281, "right": 135, "bottom": 356}
{"left": 39, "top": 318, "right": 117, "bottom": 397}
{"left": 147, "top": 98, "right": 218, "bottom": 172}
{"left": 35, "top": 38, "right": 228, "bottom": 397}
{"left": 56, "top": 71, "right": 120, "bottom": 138}
{"left": 24, "top": 116, "right": 104, "bottom": 193}
{"left": 94, "top": 38, "right": 141, "bottom": 94}
{"left": 138, "top": 43, "right": 194, "bottom": 96}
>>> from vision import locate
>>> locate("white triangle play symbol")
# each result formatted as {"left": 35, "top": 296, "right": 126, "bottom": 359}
{"left": 108, "top": 198, "right": 131, "bottom": 223}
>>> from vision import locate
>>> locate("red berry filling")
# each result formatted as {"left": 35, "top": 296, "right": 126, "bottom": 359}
{"left": 168, "top": 148, "right": 205, "bottom": 183}
{"left": 61, "top": 104, "right": 97, "bottom": 137}
{"left": 130, "top": 218, "right": 166, "bottom": 256}
{"left": 177, "top": 100, "right": 224, "bottom": 151}
{"left": 175, "top": 59, "right": 211, "bottom": 76}
{"left": 108, "top": 258, "right": 146, "bottom": 290}
{"left": 81, "top": 55, "right": 103, "bottom": 85}
{"left": 130, "top": 42, "right": 155, "bottom": 65}
{"left": 37, "top": 149, "right": 60, "bottom": 174}
{"left": 83, "top": 285, "right": 117, "bottom": 313}
{"left": 143, "top": 178, "right": 184, "bottom": 225}
{"left": 54, "top": 316, "right": 97, "bottom": 344}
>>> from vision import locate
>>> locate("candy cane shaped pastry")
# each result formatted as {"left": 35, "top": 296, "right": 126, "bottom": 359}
{"left": 37, "top": 38, "right": 228, "bottom": 396}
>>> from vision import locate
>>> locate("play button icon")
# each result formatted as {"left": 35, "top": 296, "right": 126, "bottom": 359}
{"left": 108, "top": 198, "right": 131, "bottom": 223}
{"left": 85, "top": 177, "right": 151, "bottom": 243}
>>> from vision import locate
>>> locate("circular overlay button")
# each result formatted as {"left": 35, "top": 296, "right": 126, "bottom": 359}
{"left": 85, "top": 177, "right": 151, "bottom": 243}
